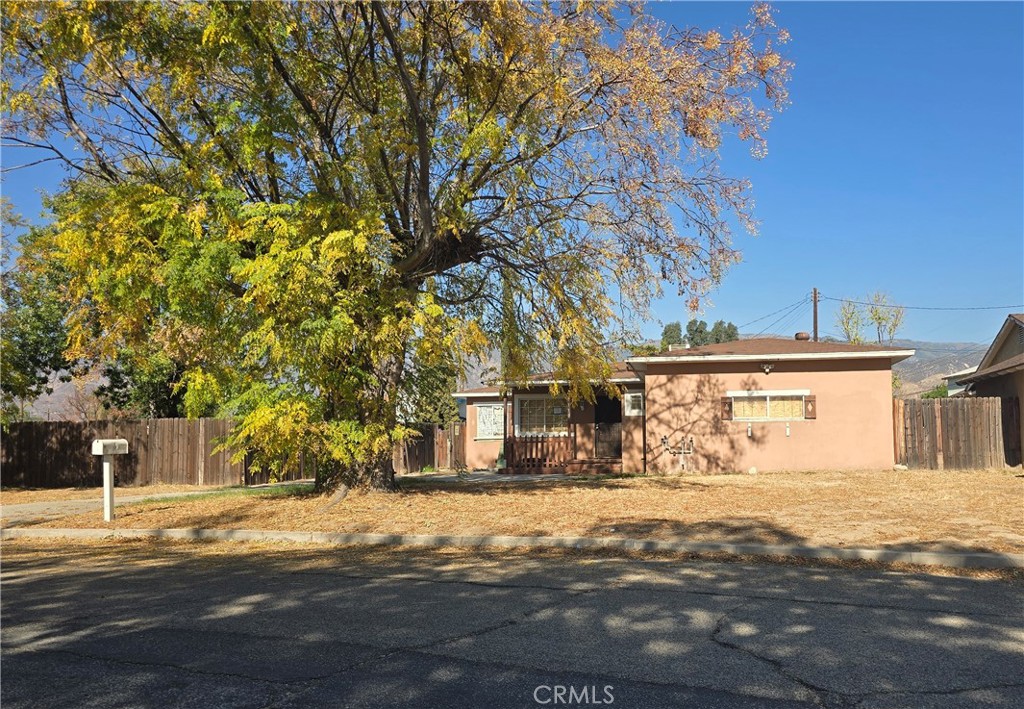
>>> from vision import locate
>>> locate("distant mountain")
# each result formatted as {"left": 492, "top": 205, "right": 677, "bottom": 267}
{"left": 26, "top": 371, "right": 105, "bottom": 421}
{"left": 891, "top": 339, "right": 987, "bottom": 397}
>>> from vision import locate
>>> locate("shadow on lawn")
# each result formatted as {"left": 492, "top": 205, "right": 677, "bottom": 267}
{"left": 395, "top": 474, "right": 716, "bottom": 496}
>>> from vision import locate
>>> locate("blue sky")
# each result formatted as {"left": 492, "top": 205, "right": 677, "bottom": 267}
{"left": 641, "top": 1, "right": 1024, "bottom": 344}
{"left": 2, "top": 2, "right": 1022, "bottom": 345}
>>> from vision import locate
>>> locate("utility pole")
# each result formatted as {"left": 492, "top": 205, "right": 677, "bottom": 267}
{"left": 812, "top": 288, "right": 819, "bottom": 342}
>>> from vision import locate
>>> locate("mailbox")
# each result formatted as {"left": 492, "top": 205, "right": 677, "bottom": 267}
{"left": 91, "top": 439, "right": 128, "bottom": 522}
{"left": 92, "top": 439, "right": 129, "bottom": 456}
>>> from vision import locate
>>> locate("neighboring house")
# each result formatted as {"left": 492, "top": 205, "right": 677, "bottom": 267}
{"left": 942, "top": 366, "right": 978, "bottom": 397}
{"left": 955, "top": 314, "right": 1024, "bottom": 447}
{"left": 455, "top": 336, "right": 914, "bottom": 474}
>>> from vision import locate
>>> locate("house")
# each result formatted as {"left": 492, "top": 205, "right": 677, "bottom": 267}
{"left": 955, "top": 314, "right": 1024, "bottom": 448}
{"left": 942, "top": 366, "right": 978, "bottom": 397}
{"left": 455, "top": 335, "right": 915, "bottom": 474}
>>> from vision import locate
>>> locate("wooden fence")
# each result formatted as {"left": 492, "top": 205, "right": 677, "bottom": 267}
{"left": 393, "top": 422, "right": 467, "bottom": 474}
{"left": 3, "top": 417, "right": 474, "bottom": 487}
{"left": 893, "top": 397, "right": 1021, "bottom": 470}
{"left": 1, "top": 418, "right": 247, "bottom": 488}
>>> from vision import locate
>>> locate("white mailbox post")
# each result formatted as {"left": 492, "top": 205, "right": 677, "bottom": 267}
{"left": 91, "top": 439, "right": 128, "bottom": 522}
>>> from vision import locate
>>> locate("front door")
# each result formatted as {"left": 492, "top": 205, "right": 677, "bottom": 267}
{"left": 594, "top": 395, "right": 622, "bottom": 458}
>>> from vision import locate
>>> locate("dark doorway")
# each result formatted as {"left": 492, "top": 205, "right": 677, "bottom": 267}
{"left": 594, "top": 395, "right": 623, "bottom": 458}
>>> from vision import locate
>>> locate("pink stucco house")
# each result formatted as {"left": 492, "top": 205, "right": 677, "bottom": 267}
{"left": 454, "top": 336, "right": 914, "bottom": 474}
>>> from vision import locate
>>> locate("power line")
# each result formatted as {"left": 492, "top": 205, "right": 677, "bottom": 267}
{"left": 738, "top": 295, "right": 810, "bottom": 330}
{"left": 764, "top": 301, "right": 812, "bottom": 337}
{"left": 755, "top": 298, "right": 811, "bottom": 337}
{"left": 821, "top": 295, "right": 1023, "bottom": 312}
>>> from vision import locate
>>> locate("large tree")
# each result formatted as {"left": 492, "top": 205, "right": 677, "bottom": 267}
{"left": 2, "top": 1, "right": 791, "bottom": 489}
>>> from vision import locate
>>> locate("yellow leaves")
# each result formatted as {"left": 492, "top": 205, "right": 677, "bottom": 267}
{"left": 186, "top": 201, "right": 207, "bottom": 239}
{"left": 756, "top": 52, "right": 781, "bottom": 76}
{"left": 180, "top": 368, "right": 222, "bottom": 419}
{"left": 703, "top": 31, "right": 722, "bottom": 51}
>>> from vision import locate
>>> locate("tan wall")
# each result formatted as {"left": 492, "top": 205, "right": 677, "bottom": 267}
{"left": 622, "top": 414, "right": 644, "bottom": 473}
{"left": 569, "top": 400, "right": 595, "bottom": 460}
{"left": 971, "top": 370, "right": 1024, "bottom": 458}
{"left": 464, "top": 398, "right": 505, "bottom": 470}
{"left": 992, "top": 328, "right": 1024, "bottom": 363}
{"left": 643, "top": 359, "right": 896, "bottom": 474}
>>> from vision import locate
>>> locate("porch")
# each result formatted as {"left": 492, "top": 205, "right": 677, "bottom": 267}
{"left": 503, "top": 394, "right": 625, "bottom": 474}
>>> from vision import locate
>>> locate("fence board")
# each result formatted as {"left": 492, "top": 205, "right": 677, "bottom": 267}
{"left": 1, "top": 418, "right": 263, "bottom": 488}
{"left": 894, "top": 397, "right": 1016, "bottom": 470}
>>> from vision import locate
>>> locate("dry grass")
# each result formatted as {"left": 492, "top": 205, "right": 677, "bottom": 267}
{"left": 0, "top": 484, "right": 232, "bottom": 506}
{"left": 30, "top": 468, "right": 1024, "bottom": 554}
{"left": 4, "top": 536, "right": 1022, "bottom": 582}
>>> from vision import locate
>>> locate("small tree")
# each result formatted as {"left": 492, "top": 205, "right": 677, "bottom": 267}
{"left": 709, "top": 319, "right": 740, "bottom": 344}
{"left": 835, "top": 301, "right": 866, "bottom": 344}
{"left": 921, "top": 382, "right": 948, "bottom": 399}
{"left": 867, "top": 292, "right": 906, "bottom": 346}
{"left": 686, "top": 319, "right": 711, "bottom": 347}
{"left": 835, "top": 293, "right": 904, "bottom": 346}
{"left": 661, "top": 322, "right": 684, "bottom": 349}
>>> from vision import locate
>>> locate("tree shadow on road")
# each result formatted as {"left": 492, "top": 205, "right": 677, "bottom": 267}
{"left": 2, "top": 539, "right": 1022, "bottom": 709}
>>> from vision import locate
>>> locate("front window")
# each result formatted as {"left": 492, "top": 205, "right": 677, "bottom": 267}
{"left": 729, "top": 390, "right": 808, "bottom": 421}
{"left": 516, "top": 397, "right": 569, "bottom": 436}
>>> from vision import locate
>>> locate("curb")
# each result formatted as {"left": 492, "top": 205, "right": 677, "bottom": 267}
{"left": 3, "top": 527, "right": 1023, "bottom": 569}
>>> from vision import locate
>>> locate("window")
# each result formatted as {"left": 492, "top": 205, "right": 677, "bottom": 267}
{"left": 624, "top": 392, "right": 644, "bottom": 417}
{"left": 475, "top": 404, "right": 504, "bottom": 440}
{"left": 516, "top": 397, "right": 569, "bottom": 436}
{"left": 725, "top": 390, "right": 814, "bottom": 421}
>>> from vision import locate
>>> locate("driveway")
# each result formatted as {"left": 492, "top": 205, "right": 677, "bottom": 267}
{"left": 2, "top": 540, "right": 1021, "bottom": 708}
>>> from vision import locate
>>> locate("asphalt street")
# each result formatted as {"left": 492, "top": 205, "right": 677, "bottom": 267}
{"left": 2, "top": 542, "right": 1021, "bottom": 709}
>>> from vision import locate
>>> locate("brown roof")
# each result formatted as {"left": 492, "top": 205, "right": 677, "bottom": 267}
{"left": 528, "top": 361, "right": 638, "bottom": 383}
{"left": 454, "top": 361, "right": 640, "bottom": 396}
{"left": 637, "top": 337, "right": 908, "bottom": 358}
{"left": 958, "top": 314, "right": 1024, "bottom": 384}
{"left": 453, "top": 385, "right": 501, "bottom": 397}
{"left": 958, "top": 352, "right": 1024, "bottom": 384}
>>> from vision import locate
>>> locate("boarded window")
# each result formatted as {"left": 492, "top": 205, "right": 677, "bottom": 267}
{"left": 730, "top": 392, "right": 810, "bottom": 421}
{"left": 734, "top": 396, "right": 768, "bottom": 419}
{"left": 475, "top": 404, "right": 504, "bottom": 440}
{"left": 770, "top": 396, "right": 804, "bottom": 420}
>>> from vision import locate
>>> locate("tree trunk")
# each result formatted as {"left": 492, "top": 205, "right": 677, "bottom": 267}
{"left": 314, "top": 347, "right": 407, "bottom": 493}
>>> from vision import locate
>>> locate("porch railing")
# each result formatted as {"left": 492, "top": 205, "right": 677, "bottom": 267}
{"left": 506, "top": 424, "right": 577, "bottom": 472}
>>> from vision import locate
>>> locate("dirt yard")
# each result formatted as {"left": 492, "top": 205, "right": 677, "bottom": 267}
{"left": 27, "top": 469, "right": 1024, "bottom": 554}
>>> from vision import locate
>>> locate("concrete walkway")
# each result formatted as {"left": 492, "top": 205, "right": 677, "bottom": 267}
{"left": 0, "top": 482, "right": 314, "bottom": 525}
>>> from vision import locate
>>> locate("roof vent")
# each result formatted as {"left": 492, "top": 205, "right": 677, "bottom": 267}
{"left": 794, "top": 332, "right": 811, "bottom": 341}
